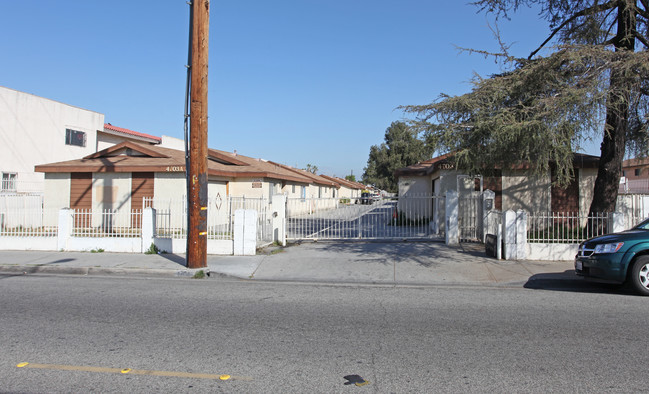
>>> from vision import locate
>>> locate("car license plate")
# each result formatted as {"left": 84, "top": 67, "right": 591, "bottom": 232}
{"left": 575, "top": 261, "right": 583, "bottom": 270}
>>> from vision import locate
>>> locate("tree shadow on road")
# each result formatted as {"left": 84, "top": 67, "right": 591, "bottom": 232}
{"left": 289, "top": 240, "right": 491, "bottom": 269}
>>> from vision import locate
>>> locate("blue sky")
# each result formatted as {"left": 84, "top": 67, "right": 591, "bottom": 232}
{"left": 0, "top": 1, "right": 601, "bottom": 179}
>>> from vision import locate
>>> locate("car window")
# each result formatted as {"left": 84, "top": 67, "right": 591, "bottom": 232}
{"left": 632, "top": 219, "right": 649, "bottom": 230}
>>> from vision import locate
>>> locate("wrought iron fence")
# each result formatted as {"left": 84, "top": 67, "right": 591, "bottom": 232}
{"left": 286, "top": 195, "right": 445, "bottom": 240}
{"left": 145, "top": 196, "right": 271, "bottom": 242}
{"left": 0, "top": 209, "right": 58, "bottom": 237}
{"left": 527, "top": 212, "right": 609, "bottom": 243}
{"left": 72, "top": 209, "right": 142, "bottom": 238}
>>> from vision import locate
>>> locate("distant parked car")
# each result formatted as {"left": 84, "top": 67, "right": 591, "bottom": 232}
{"left": 575, "top": 218, "right": 649, "bottom": 296}
{"left": 359, "top": 192, "right": 372, "bottom": 205}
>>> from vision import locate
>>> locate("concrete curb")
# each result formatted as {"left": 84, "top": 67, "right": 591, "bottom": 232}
{"left": 0, "top": 265, "right": 210, "bottom": 279}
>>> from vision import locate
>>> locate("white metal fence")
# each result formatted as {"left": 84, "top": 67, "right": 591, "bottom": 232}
{"left": 459, "top": 192, "right": 481, "bottom": 241}
{"left": 527, "top": 212, "right": 610, "bottom": 243}
{"left": 72, "top": 209, "right": 142, "bottom": 238}
{"left": 287, "top": 195, "right": 446, "bottom": 240}
{"left": 0, "top": 209, "right": 58, "bottom": 237}
{"left": 144, "top": 196, "right": 272, "bottom": 243}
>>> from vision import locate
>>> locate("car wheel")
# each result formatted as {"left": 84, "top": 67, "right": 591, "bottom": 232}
{"left": 630, "top": 256, "right": 649, "bottom": 296}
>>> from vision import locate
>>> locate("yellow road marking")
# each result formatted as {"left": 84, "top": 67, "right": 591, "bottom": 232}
{"left": 16, "top": 362, "right": 251, "bottom": 381}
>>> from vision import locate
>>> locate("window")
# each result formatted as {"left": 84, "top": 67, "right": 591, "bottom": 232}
{"left": 635, "top": 169, "right": 641, "bottom": 177}
{"left": 2, "top": 173, "right": 16, "bottom": 191}
{"left": 65, "top": 128, "right": 86, "bottom": 147}
{"left": 292, "top": 185, "right": 296, "bottom": 194}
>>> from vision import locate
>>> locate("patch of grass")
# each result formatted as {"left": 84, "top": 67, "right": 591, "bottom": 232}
{"left": 90, "top": 248, "right": 105, "bottom": 253}
{"left": 145, "top": 243, "right": 166, "bottom": 254}
{"left": 192, "top": 270, "right": 206, "bottom": 279}
{"left": 270, "top": 248, "right": 285, "bottom": 255}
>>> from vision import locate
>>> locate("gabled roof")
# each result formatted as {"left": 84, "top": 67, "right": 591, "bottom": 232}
{"left": 102, "top": 123, "right": 162, "bottom": 144}
{"left": 320, "top": 175, "right": 365, "bottom": 190}
{"left": 394, "top": 153, "right": 454, "bottom": 177}
{"left": 34, "top": 141, "right": 314, "bottom": 183}
{"left": 267, "top": 162, "right": 339, "bottom": 188}
{"left": 395, "top": 152, "right": 600, "bottom": 177}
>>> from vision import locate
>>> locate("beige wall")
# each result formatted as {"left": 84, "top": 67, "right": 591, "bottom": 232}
{"left": 1, "top": 86, "right": 104, "bottom": 193}
{"left": 92, "top": 173, "right": 132, "bottom": 211}
{"left": 502, "top": 170, "right": 550, "bottom": 212}
{"left": 208, "top": 180, "right": 228, "bottom": 201}
{"left": 42, "top": 173, "right": 72, "bottom": 226}
{"left": 579, "top": 168, "right": 597, "bottom": 215}
{"left": 228, "top": 177, "right": 273, "bottom": 199}
{"left": 282, "top": 182, "right": 309, "bottom": 199}
{"left": 398, "top": 176, "right": 431, "bottom": 196}
{"left": 43, "top": 173, "right": 71, "bottom": 211}
{"left": 154, "top": 172, "right": 186, "bottom": 201}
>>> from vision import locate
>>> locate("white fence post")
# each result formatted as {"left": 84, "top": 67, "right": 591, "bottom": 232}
{"left": 610, "top": 212, "right": 625, "bottom": 233}
{"left": 271, "top": 194, "right": 286, "bottom": 246}
{"left": 516, "top": 210, "right": 527, "bottom": 260}
{"left": 482, "top": 190, "right": 495, "bottom": 242}
{"left": 503, "top": 210, "right": 517, "bottom": 260}
{"left": 234, "top": 209, "right": 257, "bottom": 256}
{"left": 141, "top": 207, "right": 156, "bottom": 253}
{"left": 57, "top": 208, "right": 73, "bottom": 251}
{"left": 445, "top": 190, "right": 459, "bottom": 245}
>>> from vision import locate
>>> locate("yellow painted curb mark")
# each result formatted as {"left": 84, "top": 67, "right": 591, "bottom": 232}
{"left": 199, "top": 231, "right": 207, "bottom": 236}
{"left": 200, "top": 207, "right": 208, "bottom": 210}
{"left": 16, "top": 362, "right": 250, "bottom": 381}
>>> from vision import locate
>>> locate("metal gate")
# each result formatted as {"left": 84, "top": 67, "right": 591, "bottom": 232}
{"left": 458, "top": 192, "right": 482, "bottom": 242}
{"left": 286, "top": 196, "right": 445, "bottom": 241}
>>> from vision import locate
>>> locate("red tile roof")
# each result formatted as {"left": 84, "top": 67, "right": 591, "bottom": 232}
{"left": 103, "top": 123, "right": 161, "bottom": 143}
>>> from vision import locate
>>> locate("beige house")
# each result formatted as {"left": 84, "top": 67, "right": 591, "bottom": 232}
{"left": 395, "top": 153, "right": 600, "bottom": 215}
{"left": 320, "top": 175, "right": 364, "bottom": 201}
{"left": 34, "top": 141, "right": 320, "bottom": 216}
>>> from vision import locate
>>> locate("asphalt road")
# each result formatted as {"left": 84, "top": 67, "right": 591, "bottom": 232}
{"left": 2, "top": 274, "right": 647, "bottom": 393}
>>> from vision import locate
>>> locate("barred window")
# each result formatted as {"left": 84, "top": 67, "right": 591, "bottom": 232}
{"left": 2, "top": 173, "right": 16, "bottom": 191}
{"left": 65, "top": 128, "right": 86, "bottom": 147}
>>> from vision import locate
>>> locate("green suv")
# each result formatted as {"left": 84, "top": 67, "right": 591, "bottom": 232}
{"left": 575, "top": 218, "right": 649, "bottom": 296}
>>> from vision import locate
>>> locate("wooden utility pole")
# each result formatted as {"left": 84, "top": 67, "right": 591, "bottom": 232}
{"left": 187, "top": 0, "right": 209, "bottom": 269}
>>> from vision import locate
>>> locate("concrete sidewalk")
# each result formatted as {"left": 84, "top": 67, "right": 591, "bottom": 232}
{"left": 0, "top": 241, "right": 578, "bottom": 287}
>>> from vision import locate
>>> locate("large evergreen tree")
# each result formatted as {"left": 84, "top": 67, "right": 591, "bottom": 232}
{"left": 363, "top": 121, "right": 433, "bottom": 192}
{"left": 404, "top": 0, "right": 649, "bottom": 214}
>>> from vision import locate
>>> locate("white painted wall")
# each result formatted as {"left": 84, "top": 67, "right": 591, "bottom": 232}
{"left": 502, "top": 170, "right": 551, "bottom": 212}
{"left": 159, "top": 135, "right": 185, "bottom": 151}
{"left": 154, "top": 172, "right": 186, "bottom": 201}
{"left": 229, "top": 177, "right": 272, "bottom": 198}
{"left": 0, "top": 86, "right": 104, "bottom": 193}
{"left": 43, "top": 173, "right": 71, "bottom": 225}
{"left": 579, "top": 168, "right": 597, "bottom": 215}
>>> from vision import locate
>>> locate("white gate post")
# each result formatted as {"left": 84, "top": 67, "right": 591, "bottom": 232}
{"left": 610, "top": 212, "right": 625, "bottom": 233}
{"left": 502, "top": 210, "right": 517, "bottom": 260}
{"left": 516, "top": 210, "right": 527, "bottom": 260}
{"left": 271, "top": 194, "right": 286, "bottom": 246}
{"left": 234, "top": 209, "right": 257, "bottom": 256}
{"left": 141, "top": 207, "right": 156, "bottom": 253}
{"left": 481, "top": 190, "right": 495, "bottom": 242}
{"left": 57, "top": 208, "right": 73, "bottom": 251}
{"left": 445, "top": 190, "right": 459, "bottom": 245}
